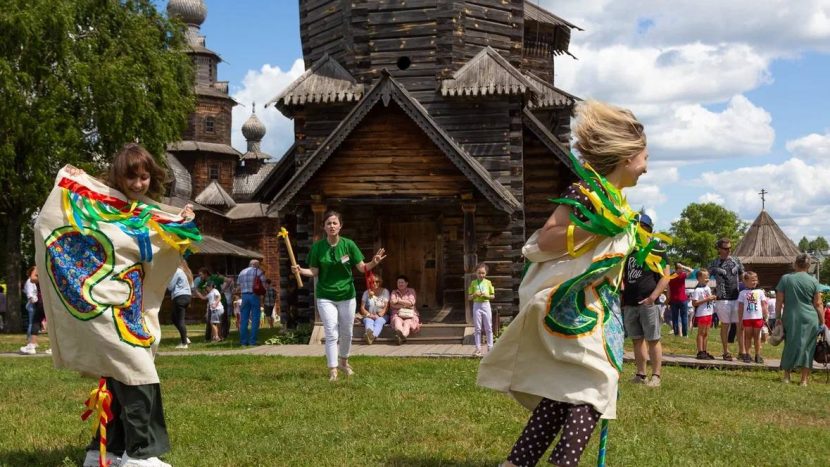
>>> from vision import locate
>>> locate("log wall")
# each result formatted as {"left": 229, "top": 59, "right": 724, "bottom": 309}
{"left": 282, "top": 0, "right": 578, "bottom": 315}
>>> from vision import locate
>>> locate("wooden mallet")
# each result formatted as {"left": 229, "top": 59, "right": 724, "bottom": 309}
{"left": 277, "top": 227, "right": 303, "bottom": 287}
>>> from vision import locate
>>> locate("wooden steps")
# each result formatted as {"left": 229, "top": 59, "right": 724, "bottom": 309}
{"left": 309, "top": 321, "right": 474, "bottom": 345}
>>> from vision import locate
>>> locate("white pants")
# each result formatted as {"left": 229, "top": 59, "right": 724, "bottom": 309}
{"left": 317, "top": 298, "right": 356, "bottom": 368}
{"left": 473, "top": 302, "right": 493, "bottom": 350}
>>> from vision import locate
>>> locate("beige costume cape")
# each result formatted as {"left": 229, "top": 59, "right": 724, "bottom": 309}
{"left": 477, "top": 230, "right": 632, "bottom": 419}
{"left": 34, "top": 167, "right": 190, "bottom": 385}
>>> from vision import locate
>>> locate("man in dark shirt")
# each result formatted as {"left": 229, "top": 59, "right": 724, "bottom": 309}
{"left": 622, "top": 214, "right": 671, "bottom": 387}
{"left": 708, "top": 238, "right": 745, "bottom": 361}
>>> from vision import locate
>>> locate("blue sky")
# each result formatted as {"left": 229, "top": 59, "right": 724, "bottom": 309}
{"left": 160, "top": 1, "right": 830, "bottom": 241}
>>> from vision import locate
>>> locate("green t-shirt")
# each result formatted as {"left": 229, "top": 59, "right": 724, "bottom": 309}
{"left": 468, "top": 278, "right": 495, "bottom": 302}
{"left": 308, "top": 237, "right": 365, "bottom": 301}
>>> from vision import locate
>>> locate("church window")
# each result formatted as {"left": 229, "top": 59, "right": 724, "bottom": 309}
{"left": 209, "top": 164, "right": 219, "bottom": 180}
{"left": 205, "top": 116, "right": 215, "bottom": 133}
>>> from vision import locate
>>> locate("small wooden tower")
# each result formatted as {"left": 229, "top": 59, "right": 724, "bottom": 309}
{"left": 165, "top": 0, "right": 281, "bottom": 279}
{"left": 734, "top": 210, "right": 801, "bottom": 290}
{"left": 256, "top": 0, "right": 582, "bottom": 337}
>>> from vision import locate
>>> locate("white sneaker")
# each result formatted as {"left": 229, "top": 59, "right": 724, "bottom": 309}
{"left": 186, "top": 337, "right": 191, "bottom": 345}
{"left": 19, "top": 344, "right": 36, "bottom": 355}
{"left": 44, "top": 348, "right": 52, "bottom": 355}
{"left": 174, "top": 343, "right": 188, "bottom": 349}
{"left": 120, "top": 454, "right": 171, "bottom": 467}
{"left": 83, "top": 450, "right": 122, "bottom": 467}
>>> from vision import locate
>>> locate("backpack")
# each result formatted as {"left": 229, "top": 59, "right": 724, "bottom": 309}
{"left": 252, "top": 270, "right": 266, "bottom": 296}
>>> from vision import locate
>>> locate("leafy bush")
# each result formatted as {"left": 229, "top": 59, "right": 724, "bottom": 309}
{"left": 264, "top": 322, "right": 313, "bottom": 345}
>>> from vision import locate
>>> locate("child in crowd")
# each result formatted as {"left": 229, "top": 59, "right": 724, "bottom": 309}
{"left": 691, "top": 268, "right": 716, "bottom": 360}
{"left": 766, "top": 290, "right": 777, "bottom": 330}
{"left": 468, "top": 262, "right": 495, "bottom": 357}
{"left": 232, "top": 293, "right": 242, "bottom": 330}
{"left": 738, "top": 271, "right": 768, "bottom": 363}
{"left": 205, "top": 282, "right": 224, "bottom": 342}
{"left": 19, "top": 266, "right": 48, "bottom": 355}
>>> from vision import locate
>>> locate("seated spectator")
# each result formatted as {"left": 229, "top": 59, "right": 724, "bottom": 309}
{"left": 360, "top": 277, "right": 390, "bottom": 344}
{"left": 390, "top": 275, "right": 420, "bottom": 345}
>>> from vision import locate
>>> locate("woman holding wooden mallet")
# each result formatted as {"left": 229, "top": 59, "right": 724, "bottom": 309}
{"left": 291, "top": 211, "right": 386, "bottom": 381}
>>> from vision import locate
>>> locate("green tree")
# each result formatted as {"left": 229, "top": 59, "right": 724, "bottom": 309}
{"left": 0, "top": 0, "right": 194, "bottom": 332}
{"left": 821, "top": 257, "right": 830, "bottom": 284}
{"left": 668, "top": 203, "right": 748, "bottom": 267}
{"left": 811, "top": 236, "right": 829, "bottom": 252}
{"left": 799, "top": 236, "right": 811, "bottom": 252}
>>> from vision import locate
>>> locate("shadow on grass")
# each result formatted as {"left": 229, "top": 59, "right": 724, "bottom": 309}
{"left": 385, "top": 456, "right": 495, "bottom": 467}
{"left": 0, "top": 445, "right": 81, "bottom": 466}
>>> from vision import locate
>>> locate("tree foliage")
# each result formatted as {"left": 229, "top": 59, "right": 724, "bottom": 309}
{"left": 0, "top": 0, "right": 194, "bottom": 331}
{"left": 668, "top": 203, "right": 748, "bottom": 267}
{"left": 798, "top": 236, "right": 828, "bottom": 253}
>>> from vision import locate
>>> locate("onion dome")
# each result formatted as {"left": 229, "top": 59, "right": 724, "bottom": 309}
{"left": 167, "top": 0, "right": 207, "bottom": 26}
{"left": 242, "top": 103, "right": 266, "bottom": 142}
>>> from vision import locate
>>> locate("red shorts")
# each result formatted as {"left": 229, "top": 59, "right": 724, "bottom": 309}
{"left": 696, "top": 315, "right": 713, "bottom": 327}
{"left": 743, "top": 319, "right": 765, "bottom": 329}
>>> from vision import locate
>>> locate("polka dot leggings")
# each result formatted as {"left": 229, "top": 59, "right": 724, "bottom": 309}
{"left": 507, "top": 398, "right": 600, "bottom": 467}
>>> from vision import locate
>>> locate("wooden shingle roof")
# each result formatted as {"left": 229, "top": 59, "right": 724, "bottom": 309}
{"left": 441, "top": 47, "right": 539, "bottom": 98}
{"left": 267, "top": 70, "right": 521, "bottom": 215}
{"left": 524, "top": 2, "right": 582, "bottom": 55}
{"left": 525, "top": 2, "right": 582, "bottom": 31}
{"left": 267, "top": 54, "right": 364, "bottom": 115}
{"left": 166, "top": 153, "right": 191, "bottom": 199}
{"left": 194, "top": 180, "right": 236, "bottom": 209}
{"left": 167, "top": 141, "right": 241, "bottom": 157}
{"left": 524, "top": 72, "right": 578, "bottom": 109}
{"left": 734, "top": 210, "right": 801, "bottom": 264}
{"left": 195, "top": 235, "right": 263, "bottom": 258}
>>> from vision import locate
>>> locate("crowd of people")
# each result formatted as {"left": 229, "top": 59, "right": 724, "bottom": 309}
{"left": 15, "top": 100, "right": 828, "bottom": 467}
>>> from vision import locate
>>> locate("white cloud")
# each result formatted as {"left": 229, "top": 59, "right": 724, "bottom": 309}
{"left": 697, "top": 158, "right": 830, "bottom": 237}
{"left": 623, "top": 164, "right": 677, "bottom": 210}
{"left": 231, "top": 59, "right": 305, "bottom": 159}
{"left": 546, "top": 1, "right": 830, "bottom": 167}
{"left": 557, "top": 43, "right": 771, "bottom": 110}
{"left": 648, "top": 95, "right": 774, "bottom": 157}
{"left": 544, "top": 1, "right": 830, "bottom": 53}
{"left": 626, "top": 183, "right": 665, "bottom": 209}
{"left": 698, "top": 193, "right": 725, "bottom": 205}
{"left": 785, "top": 131, "right": 830, "bottom": 161}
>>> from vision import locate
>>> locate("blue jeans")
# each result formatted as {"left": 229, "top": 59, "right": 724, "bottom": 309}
{"left": 25, "top": 302, "right": 35, "bottom": 339}
{"left": 670, "top": 301, "right": 689, "bottom": 337}
{"left": 240, "top": 293, "right": 261, "bottom": 346}
{"left": 363, "top": 315, "right": 386, "bottom": 337}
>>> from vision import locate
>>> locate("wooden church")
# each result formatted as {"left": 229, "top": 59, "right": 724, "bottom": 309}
{"left": 734, "top": 209, "right": 802, "bottom": 290}
{"left": 255, "top": 0, "right": 582, "bottom": 331}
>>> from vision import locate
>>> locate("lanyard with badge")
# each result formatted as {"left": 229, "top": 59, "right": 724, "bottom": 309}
{"left": 330, "top": 244, "right": 351, "bottom": 273}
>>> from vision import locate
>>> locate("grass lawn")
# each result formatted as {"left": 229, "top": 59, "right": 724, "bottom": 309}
{"left": 2, "top": 352, "right": 829, "bottom": 466}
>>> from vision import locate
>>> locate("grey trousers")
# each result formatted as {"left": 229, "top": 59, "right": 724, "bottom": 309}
{"left": 86, "top": 378, "right": 170, "bottom": 459}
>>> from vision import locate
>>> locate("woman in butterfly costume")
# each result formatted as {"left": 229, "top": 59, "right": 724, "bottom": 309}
{"left": 35, "top": 144, "right": 200, "bottom": 467}
{"left": 478, "top": 101, "right": 670, "bottom": 467}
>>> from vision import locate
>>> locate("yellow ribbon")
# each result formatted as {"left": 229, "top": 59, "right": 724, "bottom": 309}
{"left": 82, "top": 379, "right": 114, "bottom": 467}
{"left": 567, "top": 224, "right": 600, "bottom": 258}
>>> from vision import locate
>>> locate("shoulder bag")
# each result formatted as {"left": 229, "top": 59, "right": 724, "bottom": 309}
{"left": 253, "top": 269, "right": 266, "bottom": 296}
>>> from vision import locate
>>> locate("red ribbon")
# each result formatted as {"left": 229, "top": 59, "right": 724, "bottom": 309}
{"left": 58, "top": 177, "right": 176, "bottom": 225}
{"left": 81, "top": 377, "right": 115, "bottom": 467}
